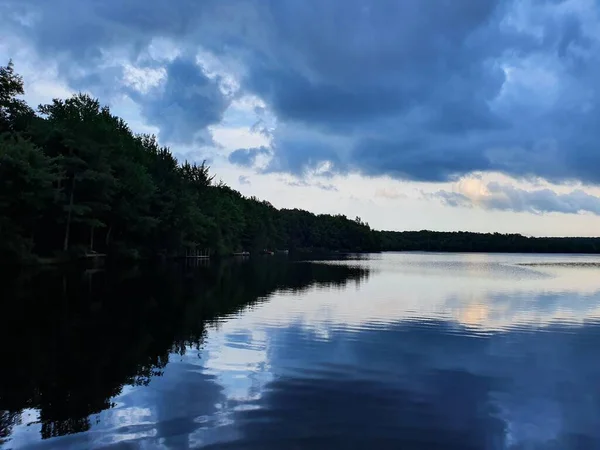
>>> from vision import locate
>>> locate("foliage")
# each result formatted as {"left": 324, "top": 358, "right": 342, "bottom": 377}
{"left": 378, "top": 230, "right": 600, "bottom": 254}
{"left": 0, "top": 62, "right": 379, "bottom": 264}
{"left": 0, "top": 134, "right": 57, "bottom": 262}
{"left": 0, "top": 60, "right": 33, "bottom": 134}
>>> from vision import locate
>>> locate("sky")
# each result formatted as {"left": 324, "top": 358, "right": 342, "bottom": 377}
{"left": 3, "top": 0, "right": 600, "bottom": 236}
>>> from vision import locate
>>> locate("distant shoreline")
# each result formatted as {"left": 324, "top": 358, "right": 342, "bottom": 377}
{"left": 378, "top": 230, "right": 600, "bottom": 254}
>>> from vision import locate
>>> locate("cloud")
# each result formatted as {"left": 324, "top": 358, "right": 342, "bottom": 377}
{"left": 374, "top": 188, "right": 408, "bottom": 200}
{"left": 228, "top": 146, "right": 270, "bottom": 167}
{"left": 211, "top": 125, "right": 270, "bottom": 152}
{"left": 433, "top": 191, "right": 474, "bottom": 209}
{"left": 285, "top": 179, "right": 338, "bottom": 192}
{"left": 4, "top": 0, "right": 600, "bottom": 183}
{"left": 435, "top": 181, "right": 600, "bottom": 215}
{"left": 238, "top": 175, "right": 251, "bottom": 186}
{"left": 127, "top": 57, "right": 231, "bottom": 144}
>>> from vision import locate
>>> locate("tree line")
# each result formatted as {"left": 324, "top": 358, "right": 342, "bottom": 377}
{"left": 0, "top": 61, "right": 379, "bottom": 264}
{"left": 379, "top": 230, "right": 600, "bottom": 254}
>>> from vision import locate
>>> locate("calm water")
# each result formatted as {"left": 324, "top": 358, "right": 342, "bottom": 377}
{"left": 3, "top": 253, "right": 600, "bottom": 449}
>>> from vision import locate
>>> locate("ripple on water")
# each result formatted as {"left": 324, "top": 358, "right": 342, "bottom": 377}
{"left": 4, "top": 253, "right": 600, "bottom": 449}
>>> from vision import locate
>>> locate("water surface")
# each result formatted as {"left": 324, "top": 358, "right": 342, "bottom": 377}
{"left": 2, "top": 253, "right": 600, "bottom": 449}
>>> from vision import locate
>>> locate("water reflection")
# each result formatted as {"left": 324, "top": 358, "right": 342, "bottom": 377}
{"left": 0, "top": 259, "right": 368, "bottom": 448}
{"left": 2, "top": 253, "right": 600, "bottom": 449}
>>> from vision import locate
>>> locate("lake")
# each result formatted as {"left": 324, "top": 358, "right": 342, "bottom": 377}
{"left": 2, "top": 252, "right": 600, "bottom": 449}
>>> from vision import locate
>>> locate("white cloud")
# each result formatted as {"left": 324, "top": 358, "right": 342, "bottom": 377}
{"left": 210, "top": 126, "right": 270, "bottom": 152}
{"left": 434, "top": 175, "right": 600, "bottom": 217}
{"left": 122, "top": 64, "right": 166, "bottom": 94}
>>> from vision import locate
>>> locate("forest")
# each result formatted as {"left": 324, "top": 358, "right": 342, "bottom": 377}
{"left": 379, "top": 230, "right": 600, "bottom": 254}
{"left": 0, "top": 61, "right": 379, "bottom": 264}
{"left": 2, "top": 60, "right": 600, "bottom": 265}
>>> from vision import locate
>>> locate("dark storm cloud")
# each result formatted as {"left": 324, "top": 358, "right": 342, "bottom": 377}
{"left": 228, "top": 146, "right": 270, "bottom": 167}
{"left": 264, "top": 132, "right": 347, "bottom": 177}
{"left": 4, "top": 0, "right": 600, "bottom": 183}
{"left": 435, "top": 182, "right": 600, "bottom": 215}
{"left": 236, "top": 1, "right": 511, "bottom": 126}
{"left": 351, "top": 136, "right": 494, "bottom": 182}
{"left": 127, "top": 57, "right": 231, "bottom": 144}
{"left": 2, "top": 0, "right": 206, "bottom": 61}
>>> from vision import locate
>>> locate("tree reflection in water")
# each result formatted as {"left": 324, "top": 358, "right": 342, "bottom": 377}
{"left": 0, "top": 257, "right": 368, "bottom": 441}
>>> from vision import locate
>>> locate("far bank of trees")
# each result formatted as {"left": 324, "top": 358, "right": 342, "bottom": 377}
{"left": 0, "top": 61, "right": 379, "bottom": 264}
{"left": 378, "top": 230, "right": 600, "bottom": 254}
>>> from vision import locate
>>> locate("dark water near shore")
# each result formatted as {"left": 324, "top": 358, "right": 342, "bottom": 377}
{"left": 2, "top": 252, "right": 600, "bottom": 449}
